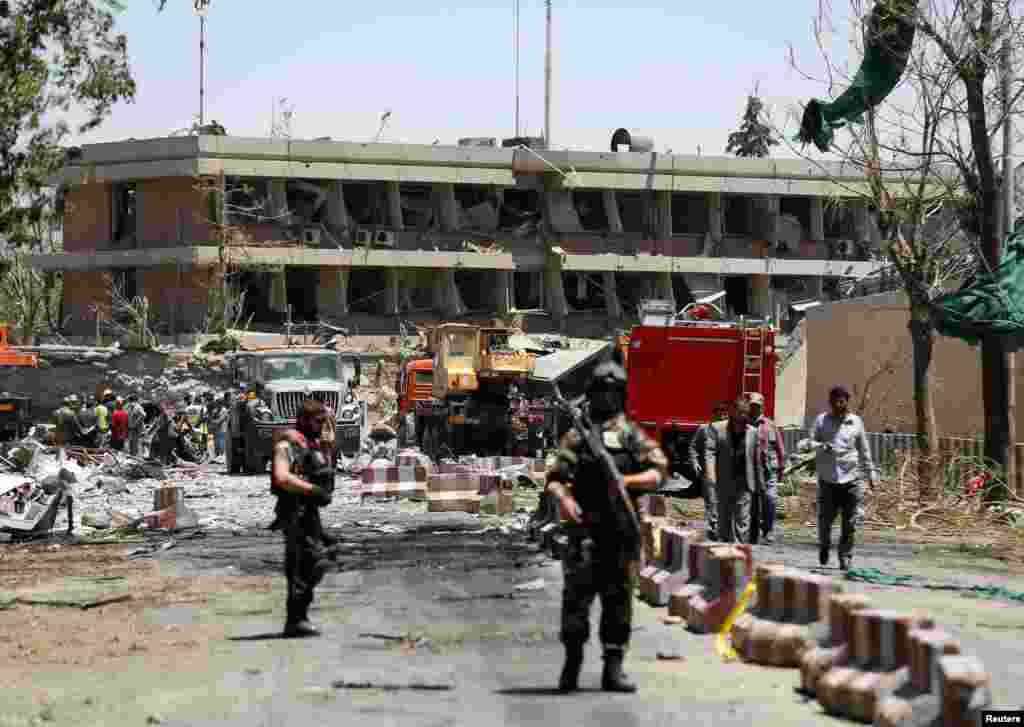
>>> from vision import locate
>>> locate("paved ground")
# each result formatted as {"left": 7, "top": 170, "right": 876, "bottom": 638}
{"left": 2, "top": 471, "right": 1024, "bottom": 727}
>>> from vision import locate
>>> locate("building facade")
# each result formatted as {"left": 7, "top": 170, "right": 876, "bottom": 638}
{"left": 37, "top": 134, "right": 897, "bottom": 336}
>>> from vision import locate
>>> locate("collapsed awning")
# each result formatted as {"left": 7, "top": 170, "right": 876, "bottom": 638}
{"left": 529, "top": 343, "right": 612, "bottom": 385}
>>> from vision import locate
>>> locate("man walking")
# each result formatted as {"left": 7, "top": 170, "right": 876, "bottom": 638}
{"left": 704, "top": 398, "right": 757, "bottom": 543}
{"left": 127, "top": 395, "right": 146, "bottom": 457}
{"left": 809, "top": 386, "right": 877, "bottom": 570}
{"left": 545, "top": 361, "right": 669, "bottom": 694}
{"left": 687, "top": 401, "right": 729, "bottom": 541}
{"left": 748, "top": 392, "right": 785, "bottom": 544}
{"left": 271, "top": 398, "right": 334, "bottom": 637}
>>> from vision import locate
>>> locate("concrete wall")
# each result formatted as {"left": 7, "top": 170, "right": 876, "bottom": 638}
{"left": 137, "top": 177, "right": 216, "bottom": 246}
{"left": 62, "top": 183, "right": 111, "bottom": 252}
{"left": 804, "top": 292, "right": 1024, "bottom": 437}
{"left": 138, "top": 265, "right": 216, "bottom": 333}
{"left": 63, "top": 271, "right": 111, "bottom": 329}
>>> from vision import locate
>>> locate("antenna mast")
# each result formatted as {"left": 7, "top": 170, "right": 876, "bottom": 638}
{"left": 514, "top": 0, "right": 520, "bottom": 137}
{"left": 544, "top": 0, "right": 552, "bottom": 148}
{"left": 195, "top": 0, "right": 209, "bottom": 127}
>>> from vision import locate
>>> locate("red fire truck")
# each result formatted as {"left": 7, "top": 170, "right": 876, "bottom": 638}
{"left": 624, "top": 300, "right": 777, "bottom": 476}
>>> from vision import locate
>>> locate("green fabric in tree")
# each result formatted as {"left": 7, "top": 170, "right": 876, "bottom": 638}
{"left": 932, "top": 219, "right": 1024, "bottom": 345}
{"left": 796, "top": 0, "right": 918, "bottom": 152}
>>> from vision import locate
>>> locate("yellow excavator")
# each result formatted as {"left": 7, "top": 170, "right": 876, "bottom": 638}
{"left": 418, "top": 323, "right": 536, "bottom": 459}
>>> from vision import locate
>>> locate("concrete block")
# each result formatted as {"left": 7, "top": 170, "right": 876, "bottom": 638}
{"left": 908, "top": 628, "right": 960, "bottom": 694}
{"left": 848, "top": 610, "right": 934, "bottom": 671}
{"left": 938, "top": 655, "right": 991, "bottom": 727}
{"left": 426, "top": 473, "right": 481, "bottom": 512}
{"left": 685, "top": 544, "right": 752, "bottom": 633}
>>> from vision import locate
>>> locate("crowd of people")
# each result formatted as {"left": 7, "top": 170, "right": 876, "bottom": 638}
{"left": 51, "top": 388, "right": 236, "bottom": 464}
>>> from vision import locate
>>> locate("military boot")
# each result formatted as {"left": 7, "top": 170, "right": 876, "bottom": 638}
{"left": 283, "top": 599, "right": 320, "bottom": 638}
{"left": 601, "top": 648, "right": 637, "bottom": 693}
{"left": 557, "top": 642, "right": 585, "bottom": 693}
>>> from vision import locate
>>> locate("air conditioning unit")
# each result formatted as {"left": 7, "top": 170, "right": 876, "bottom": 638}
{"left": 355, "top": 229, "right": 373, "bottom": 246}
{"left": 375, "top": 230, "right": 397, "bottom": 248}
{"left": 302, "top": 226, "right": 322, "bottom": 246}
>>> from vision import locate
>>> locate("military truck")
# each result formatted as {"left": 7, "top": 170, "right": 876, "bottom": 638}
{"left": 225, "top": 348, "right": 367, "bottom": 474}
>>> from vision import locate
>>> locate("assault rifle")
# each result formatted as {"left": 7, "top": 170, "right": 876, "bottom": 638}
{"left": 552, "top": 385, "right": 641, "bottom": 549}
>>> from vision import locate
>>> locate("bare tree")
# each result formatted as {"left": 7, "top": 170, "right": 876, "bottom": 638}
{"left": 786, "top": 0, "right": 1024, "bottom": 496}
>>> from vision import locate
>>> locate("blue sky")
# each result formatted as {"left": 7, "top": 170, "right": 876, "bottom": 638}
{"left": 71, "top": 0, "right": 858, "bottom": 158}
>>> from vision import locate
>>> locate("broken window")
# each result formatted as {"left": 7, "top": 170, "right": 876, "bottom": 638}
{"left": 453, "top": 271, "right": 491, "bottom": 311}
{"left": 779, "top": 197, "right": 811, "bottom": 234}
{"left": 670, "top": 193, "right": 708, "bottom": 235}
{"left": 724, "top": 276, "right": 750, "bottom": 316}
{"left": 112, "top": 269, "right": 138, "bottom": 301}
{"left": 617, "top": 192, "right": 650, "bottom": 235}
{"left": 111, "top": 182, "right": 136, "bottom": 243}
{"left": 499, "top": 189, "right": 541, "bottom": 232}
{"left": 454, "top": 184, "right": 500, "bottom": 231}
{"left": 563, "top": 272, "right": 606, "bottom": 310}
{"left": 513, "top": 271, "right": 542, "bottom": 310}
{"left": 824, "top": 202, "right": 855, "bottom": 239}
{"left": 287, "top": 180, "right": 328, "bottom": 227}
{"left": 344, "top": 182, "right": 388, "bottom": 226}
{"left": 723, "top": 195, "right": 752, "bottom": 235}
{"left": 224, "top": 177, "right": 269, "bottom": 225}
{"left": 672, "top": 275, "right": 695, "bottom": 307}
{"left": 399, "top": 183, "right": 436, "bottom": 229}
{"left": 573, "top": 190, "right": 608, "bottom": 232}
{"left": 614, "top": 272, "right": 650, "bottom": 315}
{"left": 348, "top": 269, "right": 389, "bottom": 314}
{"left": 285, "top": 267, "right": 319, "bottom": 322}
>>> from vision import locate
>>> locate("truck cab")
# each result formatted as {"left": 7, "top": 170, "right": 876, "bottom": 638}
{"left": 226, "top": 348, "right": 366, "bottom": 474}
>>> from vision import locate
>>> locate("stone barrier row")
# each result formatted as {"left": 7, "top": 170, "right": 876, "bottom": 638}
{"left": 360, "top": 451, "right": 544, "bottom": 515}
{"left": 551, "top": 508, "right": 996, "bottom": 727}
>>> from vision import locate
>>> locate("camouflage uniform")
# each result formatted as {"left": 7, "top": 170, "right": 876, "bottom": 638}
{"left": 272, "top": 433, "right": 331, "bottom": 636}
{"left": 547, "top": 415, "right": 668, "bottom": 659}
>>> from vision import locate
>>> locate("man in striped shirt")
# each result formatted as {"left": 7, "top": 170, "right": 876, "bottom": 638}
{"left": 810, "top": 386, "right": 877, "bottom": 571}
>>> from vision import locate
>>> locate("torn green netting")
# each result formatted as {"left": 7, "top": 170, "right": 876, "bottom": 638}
{"left": 845, "top": 567, "right": 913, "bottom": 585}
{"left": 796, "top": 0, "right": 918, "bottom": 152}
{"left": 932, "top": 219, "right": 1024, "bottom": 345}
{"left": 845, "top": 568, "right": 1024, "bottom": 602}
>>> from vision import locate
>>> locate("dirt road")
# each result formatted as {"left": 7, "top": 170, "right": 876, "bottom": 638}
{"left": 2, "top": 472, "right": 1023, "bottom": 727}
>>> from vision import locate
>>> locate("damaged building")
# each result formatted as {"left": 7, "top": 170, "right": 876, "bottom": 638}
{"left": 35, "top": 132, "right": 894, "bottom": 336}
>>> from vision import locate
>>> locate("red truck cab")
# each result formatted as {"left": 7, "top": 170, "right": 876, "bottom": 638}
{"left": 398, "top": 358, "right": 434, "bottom": 418}
{"left": 624, "top": 302, "right": 777, "bottom": 474}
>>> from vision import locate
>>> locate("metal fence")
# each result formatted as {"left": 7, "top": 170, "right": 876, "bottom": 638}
{"left": 780, "top": 428, "right": 1024, "bottom": 494}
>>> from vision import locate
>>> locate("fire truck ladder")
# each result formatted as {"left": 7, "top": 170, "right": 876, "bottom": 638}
{"left": 741, "top": 324, "right": 765, "bottom": 397}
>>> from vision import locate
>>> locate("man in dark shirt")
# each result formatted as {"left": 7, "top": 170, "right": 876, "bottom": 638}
{"left": 704, "top": 398, "right": 757, "bottom": 543}
{"left": 688, "top": 401, "right": 730, "bottom": 541}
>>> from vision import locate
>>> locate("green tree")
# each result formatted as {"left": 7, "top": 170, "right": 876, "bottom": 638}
{"left": 725, "top": 92, "right": 779, "bottom": 158}
{"left": 0, "top": 0, "right": 136, "bottom": 240}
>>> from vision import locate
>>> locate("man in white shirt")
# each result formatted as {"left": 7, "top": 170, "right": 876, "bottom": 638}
{"left": 809, "top": 386, "right": 877, "bottom": 570}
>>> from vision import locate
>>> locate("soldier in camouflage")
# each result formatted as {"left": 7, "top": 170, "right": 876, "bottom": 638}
{"left": 545, "top": 360, "right": 669, "bottom": 694}
{"left": 271, "top": 398, "right": 335, "bottom": 638}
